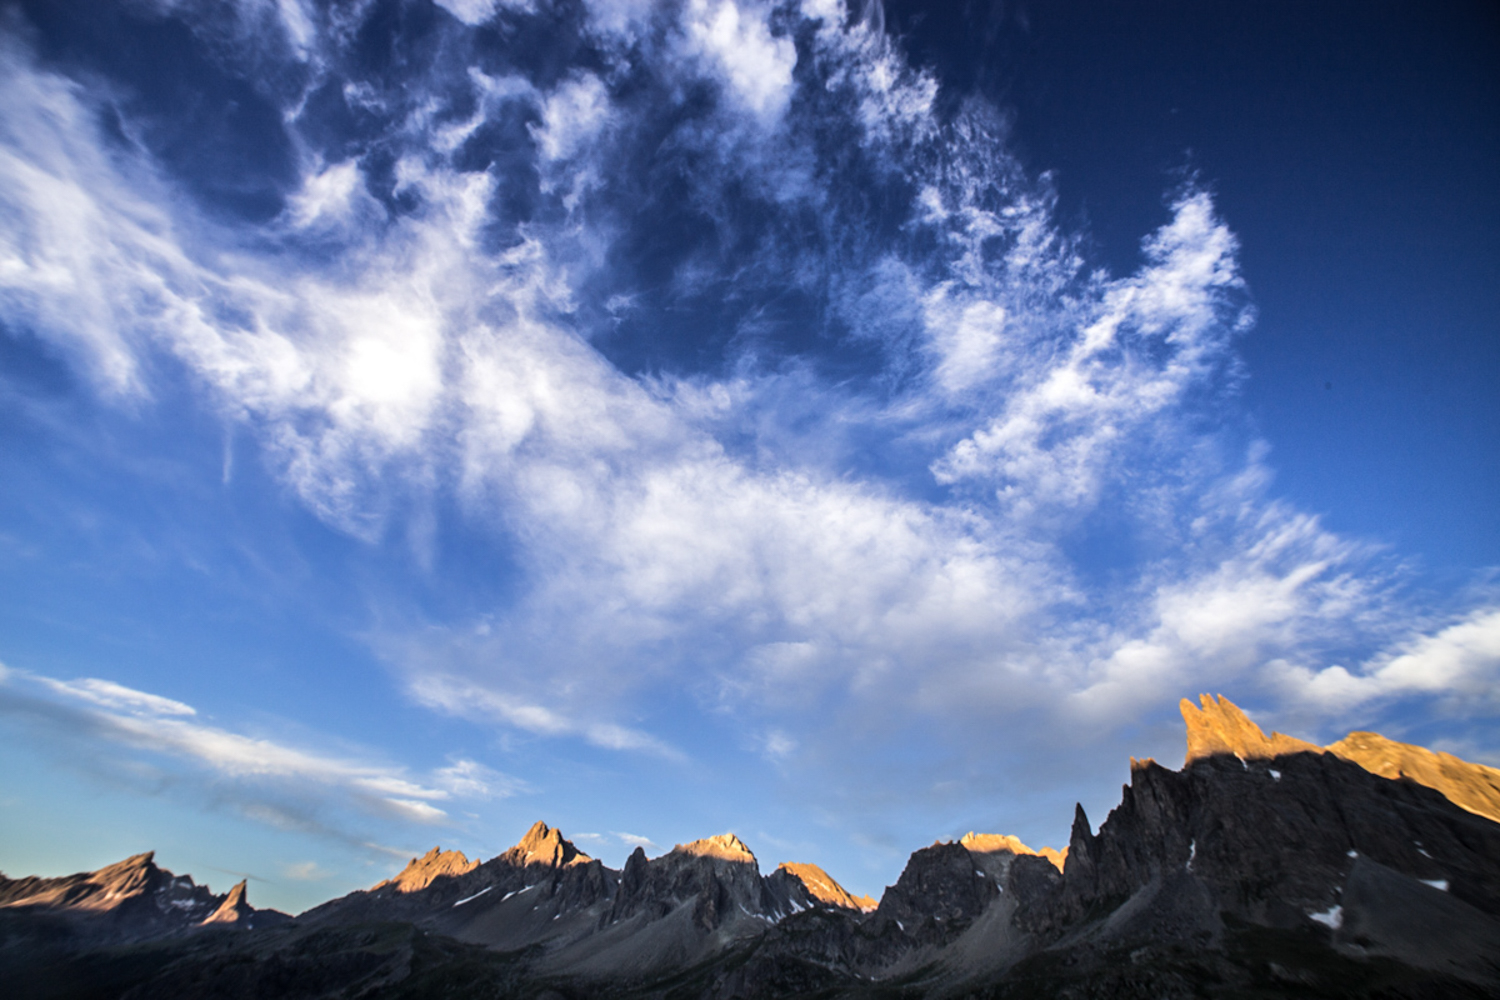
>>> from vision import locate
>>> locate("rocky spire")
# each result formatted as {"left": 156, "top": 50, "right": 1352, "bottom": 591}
{"left": 200, "top": 880, "right": 252, "bottom": 925}
{"left": 375, "top": 847, "right": 479, "bottom": 893}
{"left": 1180, "top": 694, "right": 1320, "bottom": 763}
{"left": 500, "top": 821, "right": 591, "bottom": 868}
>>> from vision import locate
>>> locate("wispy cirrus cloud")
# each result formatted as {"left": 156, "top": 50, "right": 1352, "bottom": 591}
{"left": 0, "top": 663, "right": 519, "bottom": 841}
{"left": 0, "top": 0, "right": 1495, "bottom": 856}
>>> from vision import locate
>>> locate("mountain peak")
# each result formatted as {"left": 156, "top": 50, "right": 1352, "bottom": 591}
{"left": 200, "top": 879, "right": 251, "bottom": 925}
{"left": 959, "top": 832, "right": 1067, "bottom": 872}
{"left": 502, "top": 821, "right": 591, "bottom": 868}
{"left": 376, "top": 847, "right": 479, "bottom": 893}
{"left": 676, "top": 833, "right": 756, "bottom": 864}
{"left": 775, "top": 861, "right": 876, "bottom": 911}
{"left": 1181, "top": 694, "right": 1320, "bottom": 763}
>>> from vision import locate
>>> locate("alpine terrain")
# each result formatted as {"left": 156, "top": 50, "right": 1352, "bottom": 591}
{"left": 4, "top": 695, "right": 1498, "bottom": 998}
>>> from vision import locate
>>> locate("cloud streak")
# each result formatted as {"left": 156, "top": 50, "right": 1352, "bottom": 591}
{"left": 0, "top": 664, "right": 518, "bottom": 842}
{"left": 0, "top": 0, "right": 1495, "bottom": 853}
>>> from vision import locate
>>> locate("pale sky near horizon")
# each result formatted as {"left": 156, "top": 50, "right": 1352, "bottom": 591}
{"left": 0, "top": 0, "right": 1496, "bottom": 914}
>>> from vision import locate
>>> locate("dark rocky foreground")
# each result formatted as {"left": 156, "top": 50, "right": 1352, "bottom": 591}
{"left": 4, "top": 695, "right": 1499, "bottom": 999}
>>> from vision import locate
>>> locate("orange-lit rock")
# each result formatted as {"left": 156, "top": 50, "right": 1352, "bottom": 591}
{"left": 375, "top": 846, "right": 479, "bottom": 893}
{"left": 775, "top": 861, "right": 876, "bottom": 911}
{"left": 1327, "top": 730, "right": 1500, "bottom": 825}
{"left": 959, "top": 831, "right": 1067, "bottom": 872}
{"left": 674, "top": 833, "right": 757, "bottom": 864}
{"left": 1180, "top": 693, "right": 1320, "bottom": 762}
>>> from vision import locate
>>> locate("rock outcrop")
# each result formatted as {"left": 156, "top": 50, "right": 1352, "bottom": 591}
{"left": 199, "top": 879, "right": 253, "bottom": 926}
{"left": 773, "top": 862, "right": 876, "bottom": 912}
{"left": 0, "top": 851, "right": 286, "bottom": 947}
{"left": 960, "top": 830, "right": 1067, "bottom": 872}
{"left": 1181, "top": 692, "right": 1321, "bottom": 761}
{"left": 497, "top": 820, "right": 592, "bottom": 868}
{"left": 374, "top": 846, "right": 480, "bottom": 893}
{"left": 1328, "top": 729, "right": 1500, "bottom": 825}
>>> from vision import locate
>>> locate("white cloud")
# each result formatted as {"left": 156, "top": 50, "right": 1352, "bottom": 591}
{"left": 614, "top": 831, "right": 658, "bottom": 851}
{"left": 683, "top": 0, "right": 798, "bottom": 119}
{"left": 534, "top": 75, "right": 612, "bottom": 163}
{"left": 434, "top": 757, "right": 527, "bottom": 799}
{"left": 1, "top": 0, "right": 1495, "bottom": 857}
{"left": 0, "top": 668, "right": 511, "bottom": 835}
{"left": 435, "top": 0, "right": 530, "bottom": 27}
{"left": 281, "top": 860, "right": 332, "bottom": 881}
{"left": 1271, "top": 607, "right": 1500, "bottom": 712}
{"left": 38, "top": 677, "right": 197, "bottom": 718}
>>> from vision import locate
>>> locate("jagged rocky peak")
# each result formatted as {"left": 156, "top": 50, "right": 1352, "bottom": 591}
{"left": 501, "top": 821, "right": 592, "bottom": 868}
{"left": 674, "top": 832, "right": 756, "bottom": 865}
{"left": 774, "top": 862, "right": 876, "bottom": 912}
{"left": 200, "top": 879, "right": 252, "bottom": 925}
{"left": 1327, "top": 730, "right": 1500, "bottom": 825}
{"left": 376, "top": 846, "right": 480, "bottom": 893}
{"left": 1180, "top": 693, "right": 1320, "bottom": 762}
{"left": 91, "top": 851, "right": 162, "bottom": 901}
{"left": 959, "top": 832, "right": 1067, "bottom": 872}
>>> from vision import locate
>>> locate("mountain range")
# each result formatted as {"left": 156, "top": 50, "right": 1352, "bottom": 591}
{"left": 4, "top": 695, "right": 1498, "bottom": 998}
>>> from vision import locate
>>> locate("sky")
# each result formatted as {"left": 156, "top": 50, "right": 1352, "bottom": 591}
{"left": 0, "top": 0, "right": 1496, "bottom": 915}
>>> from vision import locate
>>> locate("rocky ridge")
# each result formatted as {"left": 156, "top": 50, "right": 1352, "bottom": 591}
{"left": 0, "top": 850, "right": 287, "bottom": 946}
{"left": 4, "top": 694, "right": 1498, "bottom": 999}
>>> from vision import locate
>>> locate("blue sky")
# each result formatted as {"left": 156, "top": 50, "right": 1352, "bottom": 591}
{"left": 0, "top": 0, "right": 1496, "bottom": 914}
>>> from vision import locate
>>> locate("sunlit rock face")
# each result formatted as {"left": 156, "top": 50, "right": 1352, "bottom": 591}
{"left": 1327, "top": 730, "right": 1500, "bottom": 825}
{"left": 772, "top": 862, "right": 876, "bottom": 912}
{"left": 1181, "top": 693, "right": 1321, "bottom": 762}
{"left": 497, "top": 820, "right": 594, "bottom": 869}
{"left": 375, "top": 846, "right": 480, "bottom": 893}
{"left": 0, "top": 851, "right": 286, "bottom": 944}
{"left": 960, "top": 831, "right": 1067, "bottom": 872}
{"left": 199, "top": 880, "right": 253, "bottom": 926}
{"left": 1006, "top": 695, "right": 1500, "bottom": 993}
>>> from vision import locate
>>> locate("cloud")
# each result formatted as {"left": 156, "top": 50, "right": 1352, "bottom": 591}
{"left": 1270, "top": 607, "right": 1500, "bottom": 712}
{"left": 281, "top": 860, "right": 332, "bottom": 881}
{"left": 683, "top": 0, "right": 798, "bottom": 120}
{"left": 1, "top": 0, "right": 1497, "bottom": 857}
{"left": 0, "top": 667, "right": 507, "bottom": 841}
{"left": 614, "top": 832, "right": 658, "bottom": 852}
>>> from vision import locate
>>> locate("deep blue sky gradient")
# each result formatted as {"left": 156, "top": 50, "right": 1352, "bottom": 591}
{"left": 0, "top": 0, "right": 1496, "bottom": 913}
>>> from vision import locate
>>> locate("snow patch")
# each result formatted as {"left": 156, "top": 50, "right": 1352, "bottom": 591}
{"left": 1268, "top": 769, "right": 1281, "bottom": 781}
{"left": 1421, "top": 878, "right": 1449, "bottom": 892}
{"left": 452, "top": 886, "right": 494, "bottom": 907}
{"left": 1347, "top": 849, "right": 1358, "bottom": 858}
{"left": 1309, "top": 905, "right": 1343, "bottom": 929}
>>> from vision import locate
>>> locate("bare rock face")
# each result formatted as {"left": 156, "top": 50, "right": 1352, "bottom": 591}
{"left": 199, "top": 880, "right": 252, "bottom": 926}
{"left": 1181, "top": 693, "right": 1320, "bottom": 762}
{"left": 303, "top": 821, "right": 613, "bottom": 933}
{"left": 1011, "top": 696, "right": 1500, "bottom": 995}
{"left": 607, "top": 833, "right": 776, "bottom": 931}
{"left": 960, "top": 831, "right": 1067, "bottom": 872}
{"left": 874, "top": 841, "right": 999, "bottom": 948}
{"left": 772, "top": 862, "right": 875, "bottom": 912}
{"left": 498, "top": 820, "right": 592, "bottom": 869}
{"left": 1328, "top": 730, "right": 1500, "bottom": 825}
{"left": 0, "top": 852, "right": 285, "bottom": 946}
{"left": 375, "top": 847, "right": 479, "bottom": 893}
